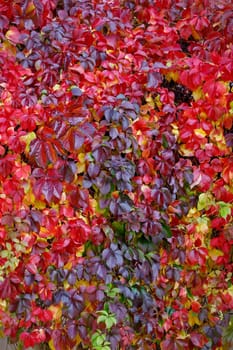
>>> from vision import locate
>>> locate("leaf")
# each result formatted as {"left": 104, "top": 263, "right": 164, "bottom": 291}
{"left": 208, "top": 248, "right": 224, "bottom": 261}
{"left": 52, "top": 238, "right": 71, "bottom": 251}
{"left": 197, "top": 192, "right": 213, "bottom": 210}
{"left": 188, "top": 311, "right": 201, "bottom": 326}
{"left": 26, "top": 254, "right": 40, "bottom": 274}
{"left": 192, "top": 86, "right": 203, "bottom": 101}
{"left": 190, "top": 332, "right": 208, "bottom": 348}
{"left": 225, "top": 133, "right": 233, "bottom": 147}
{"left": 105, "top": 315, "right": 117, "bottom": 329}
{"left": 194, "top": 128, "right": 206, "bottom": 138}
{"left": 20, "top": 131, "right": 37, "bottom": 153}
{"left": 49, "top": 338, "right": 56, "bottom": 350}
{"left": 15, "top": 164, "right": 31, "bottom": 180}
{"left": 219, "top": 202, "right": 231, "bottom": 219}
{"left": 97, "top": 315, "right": 107, "bottom": 323}
{"left": 112, "top": 221, "right": 125, "bottom": 236}
{"left": 6, "top": 26, "right": 22, "bottom": 44}
{"left": 30, "top": 139, "right": 59, "bottom": 168}
{"left": 32, "top": 168, "right": 63, "bottom": 203}
{"left": 223, "top": 317, "right": 233, "bottom": 350}
{"left": 48, "top": 305, "right": 62, "bottom": 322}
{"left": 91, "top": 331, "right": 106, "bottom": 347}
{"left": 161, "top": 222, "right": 172, "bottom": 238}
{"left": 147, "top": 71, "right": 161, "bottom": 89}
{"left": 70, "top": 86, "right": 83, "bottom": 97}
{"left": 61, "top": 127, "right": 85, "bottom": 152}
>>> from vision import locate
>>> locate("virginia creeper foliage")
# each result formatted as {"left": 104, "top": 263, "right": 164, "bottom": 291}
{"left": 0, "top": 0, "right": 233, "bottom": 349}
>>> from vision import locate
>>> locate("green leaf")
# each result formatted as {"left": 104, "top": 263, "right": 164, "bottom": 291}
{"left": 91, "top": 332, "right": 106, "bottom": 347}
{"left": 106, "top": 287, "right": 119, "bottom": 298}
{"left": 102, "top": 345, "right": 111, "bottom": 350}
{"left": 97, "top": 315, "right": 107, "bottom": 324}
{"left": 112, "top": 221, "right": 125, "bottom": 235}
{"left": 219, "top": 202, "right": 231, "bottom": 219}
{"left": 96, "top": 335, "right": 105, "bottom": 346}
{"left": 97, "top": 309, "right": 109, "bottom": 316}
{"left": 162, "top": 134, "right": 169, "bottom": 148}
{"left": 105, "top": 315, "right": 117, "bottom": 329}
{"left": 197, "top": 192, "right": 213, "bottom": 211}
{"left": 0, "top": 250, "right": 9, "bottom": 258}
{"left": 223, "top": 317, "right": 233, "bottom": 349}
{"left": 6, "top": 242, "right": 12, "bottom": 250}
{"left": 162, "top": 222, "right": 172, "bottom": 238}
{"left": 105, "top": 284, "right": 120, "bottom": 298}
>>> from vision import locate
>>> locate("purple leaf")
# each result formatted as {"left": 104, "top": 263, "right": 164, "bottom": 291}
{"left": 147, "top": 71, "right": 162, "bottom": 88}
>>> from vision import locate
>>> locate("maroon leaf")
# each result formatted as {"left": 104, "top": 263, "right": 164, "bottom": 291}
{"left": 32, "top": 168, "right": 63, "bottom": 203}
{"left": 190, "top": 333, "right": 208, "bottom": 348}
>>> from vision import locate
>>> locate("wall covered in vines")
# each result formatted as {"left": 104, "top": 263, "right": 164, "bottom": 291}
{"left": 0, "top": 1, "right": 233, "bottom": 349}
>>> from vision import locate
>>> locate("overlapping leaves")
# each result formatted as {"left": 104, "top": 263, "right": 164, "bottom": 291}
{"left": 0, "top": 1, "right": 232, "bottom": 349}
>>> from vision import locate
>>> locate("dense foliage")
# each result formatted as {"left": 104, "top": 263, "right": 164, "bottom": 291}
{"left": 0, "top": 0, "right": 233, "bottom": 349}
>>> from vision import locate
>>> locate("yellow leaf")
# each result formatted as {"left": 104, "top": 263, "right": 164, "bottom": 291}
{"left": 187, "top": 207, "right": 199, "bottom": 218}
{"left": 209, "top": 129, "right": 224, "bottom": 143}
{"left": 171, "top": 123, "right": 179, "bottom": 137}
{"left": 77, "top": 162, "right": 86, "bottom": 174}
{"left": 25, "top": 1, "right": 35, "bottom": 15}
{"left": 39, "top": 227, "right": 50, "bottom": 238}
{"left": 146, "top": 95, "right": 155, "bottom": 107}
{"left": 49, "top": 338, "right": 56, "bottom": 350}
{"left": 75, "top": 280, "right": 90, "bottom": 288}
{"left": 179, "top": 145, "right": 194, "bottom": 157}
{"left": 5, "top": 27, "right": 20, "bottom": 44}
{"left": 0, "top": 300, "right": 6, "bottom": 309}
{"left": 24, "top": 185, "right": 46, "bottom": 209}
{"left": 53, "top": 84, "right": 60, "bottom": 91}
{"left": 193, "top": 87, "right": 203, "bottom": 101}
{"left": 74, "top": 334, "right": 82, "bottom": 347}
{"left": 165, "top": 71, "right": 179, "bottom": 82}
{"left": 154, "top": 95, "right": 161, "bottom": 109}
{"left": 196, "top": 217, "right": 210, "bottom": 234}
{"left": 177, "top": 330, "right": 188, "bottom": 340}
{"left": 194, "top": 128, "right": 206, "bottom": 138}
{"left": 191, "top": 28, "right": 201, "bottom": 40}
{"left": 20, "top": 132, "right": 36, "bottom": 154}
{"left": 209, "top": 249, "right": 224, "bottom": 261}
{"left": 34, "top": 200, "right": 47, "bottom": 209}
{"left": 227, "top": 286, "right": 233, "bottom": 299}
{"left": 188, "top": 311, "right": 201, "bottom": 326}
{"left": 76, "top": 245, "right": 85, "bottom": 257}
{"left": 48, "top": 305, "right": 62, "bottom": 322}
{"left": 200, "top": 111, "right": 207, "bottom": 119}
{"left": 1, "top": 41, "right": 16, "bottom": 55}
{"left": 77, "top": 153, "right": 86, "bottom": 173}
{"left": 64, "top": 261, "right": 73, "bottom": 270}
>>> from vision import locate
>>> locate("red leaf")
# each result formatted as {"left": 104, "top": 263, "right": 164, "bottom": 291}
{"left": 26, "top": 255, "right": 40, "bottom": 274}
{"left": 190, "top": 333, "right": 208, "bottom": 348}
{"left": 61, "top": 127, "right": 85, "bottom": 152}
{"left": 161, "top": 338, "right": 189, "bottom": 350}
{"left": 30, "top": 139, "right": 59, "bottom": 168}
{"left": 52, "top": 238, "right": 71, "bottom": 251}
{"left": 0, "top": 278, "right": 17, "bottom": 299}
{"left": 32, "top": 169, "right": 63, "bottom": 203}
{"left": 6, "top": 26, "right": 22, "bottom": 44}
{"left": 20, "top": 329, "right": 46, "bottom": 349}
{"left": 222, "top": 159, "right": 233, "bottom": 184}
